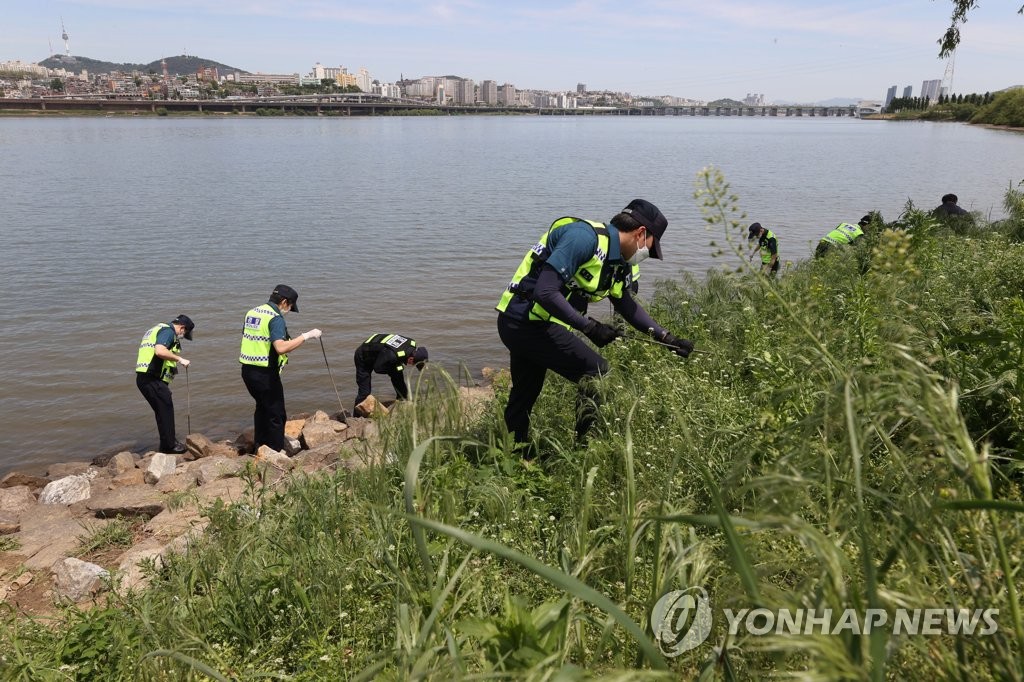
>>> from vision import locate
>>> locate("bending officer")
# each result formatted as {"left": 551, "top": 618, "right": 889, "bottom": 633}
{"left": 352, "top": 333, "right": 428, "bottom": 414}
{"left": 135, "top": 314, "right": 194, "bottom": 454}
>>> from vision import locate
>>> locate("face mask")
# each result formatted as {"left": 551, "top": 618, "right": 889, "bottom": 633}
{"left": 176, "top": 331, "right": 185, "bottom": 341}
{"left": 628, "top": 230, "right": 650, "bottom": 266}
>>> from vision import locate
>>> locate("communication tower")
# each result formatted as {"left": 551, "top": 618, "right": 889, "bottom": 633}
{"left": 941, "top": 50, "right": 956, "bottom": 97}
{"left": 60, "top": 17, "right": 71, "bottom": 56}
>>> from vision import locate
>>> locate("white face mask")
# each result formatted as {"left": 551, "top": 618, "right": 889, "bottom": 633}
{"left": 628, "top": 230, "right": 650, "bottom": 266}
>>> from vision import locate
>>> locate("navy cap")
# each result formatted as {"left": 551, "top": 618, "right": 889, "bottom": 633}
{"left": 748, "top": 222, "right": 763, "bottom": 240}
{"left": 171, "top": 314, "right": 195, "bottom": 340}
{"left": 271, "top": 284, "right": 299, "bottom": 313}
{"left": 621, "top": 199, "right": 668, "bottom": 260}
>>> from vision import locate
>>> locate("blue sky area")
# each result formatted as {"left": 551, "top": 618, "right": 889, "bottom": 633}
{"left": 6, "top": 1, "right": 1023, "bottom": 102}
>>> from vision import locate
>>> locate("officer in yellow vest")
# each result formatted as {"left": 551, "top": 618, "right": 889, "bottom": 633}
{"left": 239, "top": 284, "right": 321, "bottom": 452}
{"left": 747, "top": 222, "right": 780, "bottom": 277}
{"left": 495, "top": 199, "right": 693, "bottom": 453}
{"left": 135, "top": 314, "right": 194, "bottom": 454}
{"left": 814, "top": 215, "right": 870, "bottom": 258}
{"left": 353, "top": 333, "right": 429, "bottom": 413}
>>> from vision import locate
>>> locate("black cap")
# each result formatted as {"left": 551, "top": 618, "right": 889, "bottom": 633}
{"left": 621, "top": 199, "right": 668, "bottom": 260}
{"left": 413, "top": 346, "right": 429, "bottom": 369}
{"left": 858, "top": 214, "right": 872, "bottom": 227}
{"left": 171, "top": 314, "right": 195, "bottom": 341}
{"left": 271, "top": 284, "right": 299, "bottom": 313}
{"left": 748, "top": 222, "right": 763, "bottom": 240}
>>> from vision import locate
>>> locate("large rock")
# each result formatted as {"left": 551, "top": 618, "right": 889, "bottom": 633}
{"left": 301, "top": 419, "right": 349, "bottom": 449}
{"left": 16, "top": 505, "right": 84, "bottom": 570}
{"left": 195, "top": 456, "right": 245, "bottom": 486}
{"left": 144, "top": 453, "right": 176, "bottom": 484}
{"left": 254, "top": 446, "right": 294, "bottom": 471}
{"left": 284, "top": 419, "right": 306, "bottom": 439}
{"left": 111, "top": 469, "right": 146, "bottom": 488}
{"left": 354, "top": 395, "right": 389, "bottom": 418}
{"left": 106, "top": 452, "right": 137, "bottom": 476}
{"left": 39, "top": 475, "right": 92, "bottom": 505}
{"left": 115, "top": 539, "right": 165, "bottom": 595}
{"left": 195, "top": 477, "right": 246, "bottom": 505}
{"left": 0, "top": 471, "right": 50, "bottom": 489}
{"left": 144, "top": 508, "right": 206, "bottom": 542}
{"left": 292, "top": 443, "right": 341, "bottom": 470}
{"left": 339, "top": 417, "right": 377, "bottom": 442}
{"left": 282, "top": 436, "right": 302, "bottom": 456}
{"left": 185, "top": 434, "right": 238, "bottom": 460}
{"left": 86, "top": 486, "right": 165, "bottom": 519}
{"left": 0, "top": 486, "right": 36, "bottom": 514}
{"left": 52, "top": 557, "right": 109, "bottom": 602}
{"left": 0, "top": 511, "right": 20, "bottom": 534}
{"left": 46, "top": 462, "right": 90, "bottom": 478}
{"left": 233, "top": 429, "right": 255, "bottom": 455}
{"left": 154, "top": 471, "right": 198, "bottom": 493}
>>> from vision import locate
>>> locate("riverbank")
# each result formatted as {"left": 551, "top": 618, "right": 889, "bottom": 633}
{"left": 3, "top": 186, "right": 1022, "bottom": 678}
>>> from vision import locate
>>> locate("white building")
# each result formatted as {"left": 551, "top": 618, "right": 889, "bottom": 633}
{"left": 921, "top": 79, "right": 941, "bottom": 103}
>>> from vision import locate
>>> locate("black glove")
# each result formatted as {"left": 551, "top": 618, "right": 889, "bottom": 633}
{"left": 582, "top": 318, "right": 621, "bottom": 347}
{"left": 660, "top": 331, "right": 694, "bottom": 358}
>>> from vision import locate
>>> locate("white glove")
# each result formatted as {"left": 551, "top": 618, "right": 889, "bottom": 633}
{"left": 303, "top": 329, "right": 322, "bottom": 341}
{"left": 178, "top": 358, "right": 191, "bottom": 368}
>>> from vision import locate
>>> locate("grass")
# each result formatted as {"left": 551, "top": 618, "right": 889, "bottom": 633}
{"left": 1, "top": 171, "right": 1022, "bottom": 680}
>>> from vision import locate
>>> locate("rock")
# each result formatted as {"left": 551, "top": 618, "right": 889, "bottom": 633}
{"left": 195, "top": 456, "right": 244, "bottom": 486}
{"left": 144, "top": 508, "right": 205, "bottom": 542}
{"left": 458, "top": 386, "right": 494, "bottom": 420}
{"left": 46, "top": 462, "right": 90, "bottom": 478}
{"left": 0, "top": 486, "right": 36, "bottom": 514}
{"left": 39, "top": 475, "right": 92, "bottom": 505}
{"left": 106, "top": 452, "right": 137, "bottom": 476}
{"left": 355, "top": 395, "right": 389, "bottom": 418}
{"left": 195, "top": 477, "right": 246, "bottom": 505}
{"left": 16, "top": 505, "right": 83, "bottom": 570}
{"left": 234, "top": 429, "right": 255, "bottom": 455}
{"left": 330, "top": 409, "right": 349, "bottom": 423}
{"left": 111, "top": 469, "right": 146, "bottom": 488}
{"left": 0, "top": 471, "right": 50, "bottom": 489}
{"left": 301, "top": 420, "right": 349, "bottom": 449}
{"left": 292, "top": 443, "right": 340, "bottom": 470}
{"left": 254, "top": 446, "right": 294, "bottom": 471}
{"left": 185, "top": 433, "right": 215, "bottom": 459}
{"left": 0, "top": 511, "right": 20, "bottom": 534}
{"left": 284, "top": 419, "right": 306, "bottom": 439}
{"left": 86, "top": 487, "right": 165, "bottom": 519}
{"left": 52, "top": 557, "right": 109, "bottom": 602}
{"left": 154, "top": 471, "right": 197, "bottom": 493}
{"left": 115, "top": 539, "right": 165, "bottom": 594}
{"left": 144, "top": 453, "right": 176, "bottom": 484}
{"left": 339, "top": 417, "right": 377, "bottom": 441}
{"left": 13, "top": 572, "right": 34, "bottom": 588}
{"left": 310, "top": 410, "right": 333, "bottom": 424}
{"left": 282, "top": 435, "right": 302, "bottom": 456}
{"left": 209, "top": 441, "right": 241, "bottom": 458}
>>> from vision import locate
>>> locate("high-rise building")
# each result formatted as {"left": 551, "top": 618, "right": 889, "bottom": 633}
{"left": 921, "top": 79, "right": 941, "bottom": 103}
{"left": 903, "top": 85, "right": 913, "bottom": 98}
{"left": 499, "top": 83, "right": 516, "bottom": 106}
{"left": 453, "top": 78, "right": 475, "bottom": 105}
{"left": 884, "top": 85, "right": 897, "bottom": 108}
{"left": 577, "top": 83, "right": 586, "bottom": 94}
{"left": 480, "top": 80, "right": 497, "bottom": 105}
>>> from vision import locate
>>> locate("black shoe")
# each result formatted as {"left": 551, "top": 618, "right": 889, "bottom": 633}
{"left": 163, "top": 442, "right": 188, "bottom": 455}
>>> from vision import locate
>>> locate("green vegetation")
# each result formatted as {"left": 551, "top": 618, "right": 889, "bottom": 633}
{"left": 971, "top": 88, "right": 1024, "bottom": 128}
{"left": 886, "top": 89, "right": 1024, "bottom": 128}
{"left": 2, "top": 171, "right": 1023, "bottom": 679}
{"left": 76, "top": 517, "right": 137, "bottom": 557}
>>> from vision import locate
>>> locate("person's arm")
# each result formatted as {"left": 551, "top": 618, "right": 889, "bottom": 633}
{"left": 154, "top": 328, "right": 188, "bottom": 365}
{"left": 533, "top": 223, "right": 599, "bottom": 331}
{"left": 611, "top": 291, "right": 665, "bottom": 337}
{"left": 534, "top": 266, "right": 591, "bottom": 330}
{"left": 271, "top": 317, "right": 321, "bottom": 354}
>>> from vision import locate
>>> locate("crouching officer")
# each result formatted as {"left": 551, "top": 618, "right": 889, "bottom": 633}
{"left": 239, "top": 284, "right": 321, "bottom": 451}
{"left": 747, "top": 222, "right": 780, "bottom": 277}
{"left": 495, "top": 198, "right": 694, "bottom": 452}
{"left": 815, "top": 215, "right": 870, "bottom": 258}
{"left": 353, "top": 333, "right": 428, "bottom": 414}
{"left": 135, "top": 314, "right": 194, "bottom": 454}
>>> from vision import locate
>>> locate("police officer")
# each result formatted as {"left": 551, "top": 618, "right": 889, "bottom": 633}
{"left": 239, "top": 284, "right": 321, "bottom": 451}
{"left": 815, "top": 215, "right": 870, "bottom": 258}
{"left": 495, "top": 199, "right": 693, "bottom": 453}
{"left": 352, "top": 333, "right": 429, "bottom": 413}
{"left": 135, "top": 314, "right": 194, "bottom": 454}
{"left": 747, "top": 222, "right": 780, "bottom": 277}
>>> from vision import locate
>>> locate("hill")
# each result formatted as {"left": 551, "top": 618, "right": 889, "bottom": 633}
{"left": 707, "top": 97, "right": 744, "bottom": 107}
{"left": 38, "top": 54, "right": 246, "bottom": 76}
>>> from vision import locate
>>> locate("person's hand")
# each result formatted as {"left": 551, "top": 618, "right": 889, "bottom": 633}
{"left": 303, "top": 329, "right": 323, "bottom": 341}
{"left": 582, "top": 318, "right": 621, "bottom": 347}
{"left": 178, "top": 358, "right": 191, "bottom": 368}
{"left": 659, "top": 331, "right": 694, "bottom": 358}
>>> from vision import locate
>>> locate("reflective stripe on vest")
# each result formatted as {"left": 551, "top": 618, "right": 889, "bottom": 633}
{"left": 363, "top": 333, "right": 418, "bottom": 373}
{"left": 822, "top": 223, "right": 863, "bottom": 246}
{"left": 135, "top": 323, "right": 180, "bottom": 383}
{"left": 239, "top": 304, "right": 289, "bottom": 368}
{"left": 760, "top": 229, "right": 777, "bottom": 264}
{"left": 495, "top": 217, "right": 628, "bottom": 328}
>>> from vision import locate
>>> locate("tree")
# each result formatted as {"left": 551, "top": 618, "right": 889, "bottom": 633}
{"left": 50, "top": 78, "right": 64, "bottom": 92}
{"left": 939, "top": 1, "right": 1024, "bottom": 56}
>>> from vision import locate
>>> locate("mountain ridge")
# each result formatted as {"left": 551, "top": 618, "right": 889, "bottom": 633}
{"left": 38, "top": 54, "right": 247, "bottom": 77}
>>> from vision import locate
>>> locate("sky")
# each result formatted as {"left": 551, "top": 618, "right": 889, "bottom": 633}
{"left": 5, "top": 1, "right": 1023, "bottom": 103}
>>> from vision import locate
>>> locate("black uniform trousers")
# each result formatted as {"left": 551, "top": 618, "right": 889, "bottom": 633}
{"left": 496, "top": 314, "right": 609, "bottom": 444}
{"left": 241, "top": 364, "right": 286, "bottom": 451}
{"left": 353, "top": 348, "right": 408, "bottom": 411}
{"left": 136, "top": 373, "right": 177, "bottom": 452}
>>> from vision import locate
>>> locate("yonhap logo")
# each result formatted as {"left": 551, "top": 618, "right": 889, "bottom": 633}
{"left": 651, "top": 587, "right": 713, "bottom": 656}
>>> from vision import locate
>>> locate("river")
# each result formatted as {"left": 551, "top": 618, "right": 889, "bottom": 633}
{"left": 1, "top": 115, "right": 1021, "bottom": 474}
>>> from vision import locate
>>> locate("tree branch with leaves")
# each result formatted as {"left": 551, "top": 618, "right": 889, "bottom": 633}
{"left": 939, "top": 1, "right": 1024, "bottom": 56}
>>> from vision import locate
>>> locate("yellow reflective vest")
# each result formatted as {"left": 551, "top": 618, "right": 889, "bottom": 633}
{"left": 239, "top": 304, "right": 289, "bottom": 369}
{"left": 135, "top": 323, "right": 180, "bottom": 383}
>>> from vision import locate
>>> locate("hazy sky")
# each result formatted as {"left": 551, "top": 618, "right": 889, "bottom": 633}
{"left": 7, "top": 1, "right": 1023, "bottom": 102}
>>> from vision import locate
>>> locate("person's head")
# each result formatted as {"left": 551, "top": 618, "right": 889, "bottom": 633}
{"left": 747, "top": 222, "right": 764, "bottom": 241}
{"left": 171, "top": 314, "right": 195, "bottom": 341}
{"left": 410, "top": 346, "right": 429, "bottom": 370}
{"left": 611, "top": 199, "right": 668, "bottom": 263}
{"left": 269, "top": 284, "right": 299, "bottom": 314}
{"left": 941, "top": 193, "right": 958, "bottom": 205}
{"left": 858, "top": 214, "right": 872, "bottom": 228}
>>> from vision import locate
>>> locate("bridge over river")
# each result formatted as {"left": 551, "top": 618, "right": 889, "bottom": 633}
{"left": 0, "top": 96, "right": 860, "bottom": 118}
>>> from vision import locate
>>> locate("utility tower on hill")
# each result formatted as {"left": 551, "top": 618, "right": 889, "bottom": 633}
{"left": 60, "top": 17, "right": 70, "bottom": 56}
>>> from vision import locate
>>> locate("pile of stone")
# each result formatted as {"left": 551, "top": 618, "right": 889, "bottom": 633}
{"left": 0, "top": 409, "right": 378, "bottom": 611}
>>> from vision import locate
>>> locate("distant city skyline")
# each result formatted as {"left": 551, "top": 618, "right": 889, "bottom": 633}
{"left": 5, "top": 1, "right": 1022, "bottom": 103}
